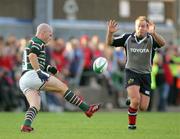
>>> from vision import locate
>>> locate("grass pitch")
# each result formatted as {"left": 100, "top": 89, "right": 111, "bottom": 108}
{"left": 0, "top": 112, "right": 179, "bottom": 139}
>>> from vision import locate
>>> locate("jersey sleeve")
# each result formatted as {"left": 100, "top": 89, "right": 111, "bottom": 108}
{"left": 111, "top": 33, "right": 130, "bottom": 48}
{"left": 152, "top": 37, "right": 161, "bottom": 50}
{"left": 29, "top": 44, "right": 41, "bottom": 55}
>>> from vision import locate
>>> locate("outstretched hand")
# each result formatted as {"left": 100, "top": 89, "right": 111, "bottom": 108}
{"left": 148, "top": 20, "right": 155, "bottom": 34}
{"left": 107, "top": 20, "right": 119, "bottom": 33}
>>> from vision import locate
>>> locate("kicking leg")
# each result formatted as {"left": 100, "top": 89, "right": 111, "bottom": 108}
{"left": 44, "top": 76, "right": 100, "bottom": 117}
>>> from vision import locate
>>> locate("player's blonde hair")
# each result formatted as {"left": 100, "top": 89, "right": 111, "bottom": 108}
{"left": 135, "top": 16, "right": 149, "bottom": 24}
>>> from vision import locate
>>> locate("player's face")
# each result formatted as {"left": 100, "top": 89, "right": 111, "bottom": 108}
{"left": 135, "top": 20, "right": 148, "bottom": 37}
{"left": 44, "top": 29, "right": 53, "bottom": 43}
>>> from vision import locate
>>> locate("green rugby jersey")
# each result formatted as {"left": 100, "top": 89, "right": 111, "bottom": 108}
{"left": 22, "top": 37, "right": 46, "bottom": 71}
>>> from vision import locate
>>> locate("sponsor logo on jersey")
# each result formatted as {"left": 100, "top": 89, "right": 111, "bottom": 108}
{"left": 130, "top": 48, "right": 149, "bottom": 53}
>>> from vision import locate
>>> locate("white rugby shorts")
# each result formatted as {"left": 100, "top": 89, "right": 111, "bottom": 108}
{"left": 19, "top": 70, "right": 50, "bottom": 94}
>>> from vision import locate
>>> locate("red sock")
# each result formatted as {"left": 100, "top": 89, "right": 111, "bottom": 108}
{"left": 128, "top": 107, "right": 138, "bottom": 125}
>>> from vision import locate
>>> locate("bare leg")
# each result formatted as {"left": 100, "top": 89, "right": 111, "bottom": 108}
{"left": 127, "top": 85, "right": 140, "bottom": 109}
{"left": 44, "top": 75, "right": 68, "bottom": 94}
{"left": 139, "top": 93, "right": 150, "bottom": 111}
{"left": 21, "top": 90, "right": 40, "bottom": 132}
{"left": 43, "top": 76, "right": 100, "bottom": 117}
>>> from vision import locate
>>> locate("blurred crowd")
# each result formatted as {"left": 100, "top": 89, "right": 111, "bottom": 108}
{"left": 0, "top": 34, "right": 179, "bottom": 112}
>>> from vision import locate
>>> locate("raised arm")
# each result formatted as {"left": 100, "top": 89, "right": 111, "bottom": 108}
{"left": 106, "top": 20, "right": 119, "bottom": 46}
{"left": 148, "top": 21, "right": 166, "bottom": 47}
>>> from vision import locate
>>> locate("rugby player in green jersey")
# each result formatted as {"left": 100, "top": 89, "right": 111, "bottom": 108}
{"left": 19, "top": 23, "right": 100, "bottom": 132}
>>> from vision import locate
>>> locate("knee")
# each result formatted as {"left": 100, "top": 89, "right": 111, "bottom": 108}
{"left": 139, "top": 105, "right": 148, "bottom": 111}
{"left": 131, "top": 97, "right": 140, "bottom": 108}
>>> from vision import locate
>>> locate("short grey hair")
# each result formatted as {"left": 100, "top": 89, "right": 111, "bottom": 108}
{"left": 36, "top": 23, "right": 53, "bottom": 35}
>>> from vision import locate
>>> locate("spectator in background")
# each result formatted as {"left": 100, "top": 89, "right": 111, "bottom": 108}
{"left": 112, "top": 47, "right": 126, "bottom": 107}
{"left": 68, "top": 38, "right": 84, "bottom": 86}
{"left": 168, "top": 45, "right": 180, "bottom": 105}
{"left": 51, "top": 38, "right": 70, "bottom": 80}
{"left": 155, "top": 49, "right": 173, "bottom": 111}
{"left": 161, "top": 48, "right": 174, "bottom": 109}
{"left": 90, "top": 35, "right": 103, "bottom": 59}
{"left": 79, "top": 35, "right": 93, "bottom": 86}
{"left": 0, "top": 36, "right": 18, "bottom": 111}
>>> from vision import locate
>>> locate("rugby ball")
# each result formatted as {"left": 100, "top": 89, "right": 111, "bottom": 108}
{"left": 93, "top": 57, "right": 108, "bottom": 74}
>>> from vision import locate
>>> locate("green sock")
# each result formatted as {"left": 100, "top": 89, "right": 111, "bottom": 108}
{"left": 24, "top": 119, "right": 31, "bottom": 126}
{"left": 64, "top": 90, "right": 90, "bottom": 112}
{"left": 23, "top": 107, "right": 38, "bottom": 126}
